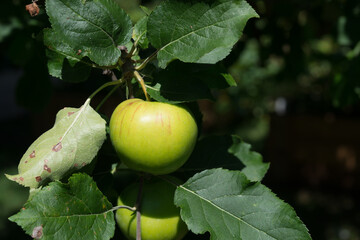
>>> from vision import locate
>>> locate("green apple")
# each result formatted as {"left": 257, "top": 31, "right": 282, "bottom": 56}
{"left": 109, "top": 98, "right": 198, "bottom": 175}
{"left": 116, "top": 178, "right": 188, "bottom": 240}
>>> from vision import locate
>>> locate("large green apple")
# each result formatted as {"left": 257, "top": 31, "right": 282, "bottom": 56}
{"left": 109, "top": 98, "right": 198, "bottom": 175}
{"left": 116, "top": 179, "right": 188, "bottom": 240}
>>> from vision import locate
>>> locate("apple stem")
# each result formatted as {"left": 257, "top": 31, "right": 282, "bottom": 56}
{"left": 135, "top": 176, "right": 144, "bottom": 240}
{"left": 127, "top": 78, "right": 135, "bottom": 99}
{"left": 134, "top": 71, "right": 150, "bottom": 101}
{"left": 110, "top": 205, "right": 136, "bottom": 212}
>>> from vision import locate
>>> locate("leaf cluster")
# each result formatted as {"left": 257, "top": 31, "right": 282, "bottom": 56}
{"left": 5, "top": 0, "right": 312, "bottom": 239}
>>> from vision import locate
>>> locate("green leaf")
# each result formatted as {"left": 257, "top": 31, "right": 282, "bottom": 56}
{"left": 148, "top": 0, "right": 259, "bottom": 68}
{"left": 46, "top": 0, "right": 132, "bottom": 66}
{"left": 9, "top": 173, "right": 115, "bottom": 240}
{"left": 175, "top": 168, "right": 312, "bottom": 240}
{"left": 229, "top": 136, "right": 269, "bottom": 182}
{"left": 180, "top": 135, "right": 244, "bottom": 176}
{"left": 6, "top": 99, "right": 106, "bottom": 188}
{"left": 133, "top": 16, "right": 149, "bottom": 49}
{"left": 44, "top": 28, "right": 92, "bottom": 82}
{"left": 146, "top": 78, "right": 213, "bottom": 104}
{"left": 139, "top": 5, "right": 152, "bottom": 16}
{"left": 0, "top": 17, "right": 22, "bottom": 43}
{"left": 146, "top": 60, "right": 236, "bottom": 103}
{"left": 165, "top": 61, "right": 236, "bottom": 88}
{"left": 61, "top": 58, "right": 92, "bottom": 83}
{"left": 180, "top": 135, "right": 268, "bottom": 181}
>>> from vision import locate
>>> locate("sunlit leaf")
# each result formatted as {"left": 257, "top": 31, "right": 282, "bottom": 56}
{"left": 175, "top": 168, "right": 312, "bottom": 240}
{"left": 46, "top": 0, "right": 132, "bottom": 66}
{"left": 9, "top": 173, "right": 115, "bottom": 240}
{"left": 148, "top": 0, "right": 258, "bottom": 68}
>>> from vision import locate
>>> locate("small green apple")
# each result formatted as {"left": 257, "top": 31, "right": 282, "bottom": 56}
{"left": 116, "top": 178, "right": 188, "bottom": 240}
{"left": 109, "top": 98, "right": 198, "bottom": 175}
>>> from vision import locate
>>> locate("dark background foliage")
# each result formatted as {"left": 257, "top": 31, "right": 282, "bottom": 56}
{"left": 0, "top": 0, "right": 359, "bottom": 239}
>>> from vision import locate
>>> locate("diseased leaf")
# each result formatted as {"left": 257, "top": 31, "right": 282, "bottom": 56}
{"left": 175, "top": 168, "right": 312, "bottom": 240}
{"left": 6, "top": 99, "right": 106, "bottom": 188}
{"left": 229, "top": 136, "right": 269, "bottom": 182}
{"left": 46, "top": 0, "right": 132, "bottom": 66}
{"left": 148, "top": 0, "right": 258, "bottom": 68}
{"left": 9, "top": 173, "right": 115, "bottom": 240}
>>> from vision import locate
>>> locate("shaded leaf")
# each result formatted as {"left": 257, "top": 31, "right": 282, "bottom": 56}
{"left": 180, "top": 135, "right": 268, "bottom": 181}
{"left": 146, "top": 60, "right": 236, "bottom": 103}
{"left": 61, "top": 58, "right": 92, "bottom": 83}
{"left": 180, "top": 135, "right": 244, "bottom": 177}
{"left": 229, "top": 136, "right": 269, "bottom": 182}
{"left": 6, "top": 99, "right": 106, "bottom": 188}
{"left": 46, "top": 0, "right": 132, "bottom": 66}
{"left": 148, "top": 0, "right": 258, "bottom": 68}
{"left": 133, "top": 16, "right": 149, "bottom": 49}
{"left": 44, "top": 28, "right": 91, "bottom": 82}
{"left": 146, "top": 78, "right": 213, "bottom": 104}
{"left": 175, "top": 168, "right": 312, "bottom": 240}
{"left": 9, "top": 173, "right": 115, "bottom": 240}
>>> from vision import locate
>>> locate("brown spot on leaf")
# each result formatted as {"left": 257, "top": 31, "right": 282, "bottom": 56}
{"left": 52, "top": 142, "right": 62, "bottom": 152}
{"left": 25, "top": 161, "right": 28, "bottom": 163}
{"left": 44, "top": 165, "right": 51, "bottom": 173}
{"left": 19, "top": 177, "right": 24, "bottom": 181}
{"left": 76, "top": 49, "right": 82, "bottom": 55}
{"left": 31, "top": 225, "right": 43, "bottom": 239}
{"left": 67, "top": 111, "right": 75, "bottom": 116}
{"left": 22, "top": 207, "right": 26, "bottom": 210}
{"left": 30, "top": 150, "right": 36, "bottom": 158}
{"left": 81, "top": 162, "right": 86, "bottom": 167}
{"left": 13, "top": 177, "right": 18, "bottom": 181}
{"left": 35, "top": 176, "right": 42, "bottom": 182}
{"left": 26, "top": 2, "right": 40, "bottom": 17}
{"left": 74, "top": 163, "right": 79, "bottom": 167}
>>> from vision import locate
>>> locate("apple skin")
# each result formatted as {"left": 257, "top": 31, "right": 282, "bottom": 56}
{"left": 116, "top": 179, "right": 188, "bottom": 240}
{"left": 109, "top": 98, "right": 198, "bottom": 175}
